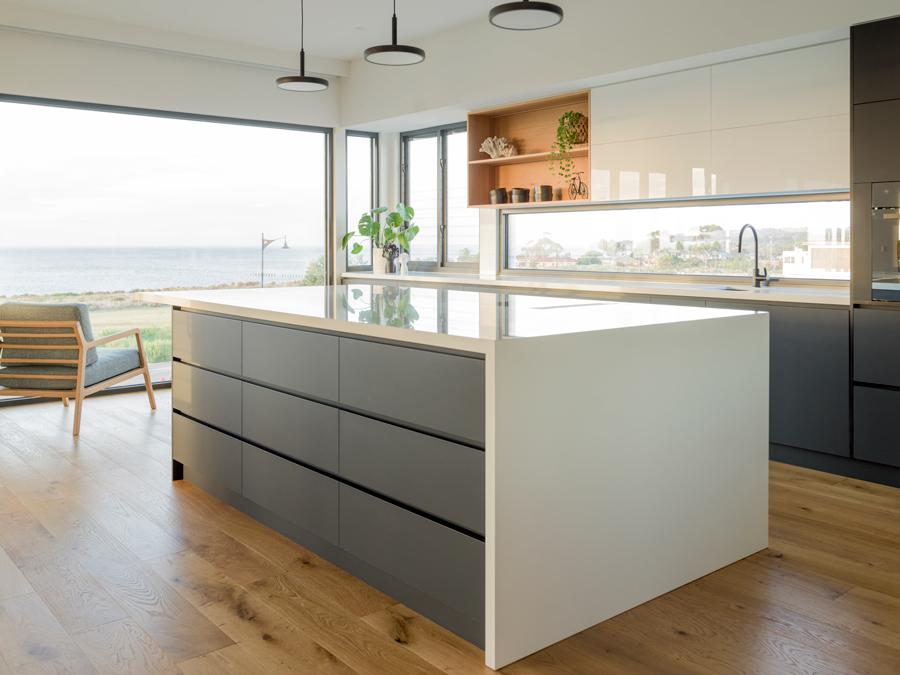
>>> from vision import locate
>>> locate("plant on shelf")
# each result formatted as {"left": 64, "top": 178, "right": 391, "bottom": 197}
{"left": 341, "top": 204, "right": 419, "bottom": 273}
{"left": 547, "top": 110, "right": 587, "bottom": 182}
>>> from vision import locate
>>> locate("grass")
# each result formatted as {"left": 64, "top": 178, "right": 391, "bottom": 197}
{"left": 96, "top": 324, "right": 172, "bottom": 364}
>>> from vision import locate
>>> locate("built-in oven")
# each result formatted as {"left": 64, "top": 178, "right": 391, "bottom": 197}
{"left": 872, "top": 182, "right": 900, "bottom": 301}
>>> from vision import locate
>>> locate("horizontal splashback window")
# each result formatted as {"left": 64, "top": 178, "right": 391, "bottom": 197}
{"left": 506, "top": 199, "right": 850, "bottom": 281}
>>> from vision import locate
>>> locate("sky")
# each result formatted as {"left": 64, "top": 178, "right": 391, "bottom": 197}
{"left": 0, "top": 101, "right": 327, "bottom": 248}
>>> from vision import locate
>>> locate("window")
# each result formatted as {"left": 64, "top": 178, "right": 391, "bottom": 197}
{"left": 401, "top": 125, "right": 479, "bottom": 267}
{"left": 506, "top": 197, "right": 850, "bottom": 281}
{"left": 0, "top": 96, "right": 332, "bottom": 390}
{"left": 346, "top": 131, "right": 379, "bottom": 268}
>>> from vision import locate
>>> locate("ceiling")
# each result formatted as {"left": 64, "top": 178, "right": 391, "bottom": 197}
{"left": 3, "top": 0, "right": 491, "bottom": 60}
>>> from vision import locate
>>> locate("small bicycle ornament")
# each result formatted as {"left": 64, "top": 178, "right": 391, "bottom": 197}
{"left": 568, "top": 171, "right": 588, "bottom": 200}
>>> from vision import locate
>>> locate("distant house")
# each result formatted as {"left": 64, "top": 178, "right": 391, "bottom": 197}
{"left": 615, "top": 255, "right": 641, "bottom": 266}
{"left": 516, "top": 256, "right": 578, "bottom": 268}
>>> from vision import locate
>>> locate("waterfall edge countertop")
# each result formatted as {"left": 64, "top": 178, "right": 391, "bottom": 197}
{"left": 137, "top": 284, "right": 759, "bottom": 354}
{"left": 341, "top": 271, "right": 849, "bottom": 306}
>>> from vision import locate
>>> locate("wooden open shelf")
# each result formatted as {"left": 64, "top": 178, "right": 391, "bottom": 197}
{"left": 467, "top": 90, "right": 591, "bottom": 208}
{"left": 468, "top": 147, "right": 589, "bottom": 167}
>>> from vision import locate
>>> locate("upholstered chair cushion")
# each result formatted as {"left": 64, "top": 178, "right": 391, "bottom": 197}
{"left": 0, "top": 348, "right": 141, "bottom": 390}
{"left": 0, "top": 302, "right": 99, "bottom": 367}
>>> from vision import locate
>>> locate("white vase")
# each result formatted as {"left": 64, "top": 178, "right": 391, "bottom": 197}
{"left": 373, "top": 247, "right": 387, "bottom": 274}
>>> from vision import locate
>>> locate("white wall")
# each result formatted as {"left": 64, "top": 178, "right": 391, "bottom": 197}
{"left": 340, "top": 0, "right": 898, "bottom": 131}
{"left": 590, "top": 41, "right": 850, "bottom": 200}
{"left": 0, "top": 28, "right": 340, "bottom": 127}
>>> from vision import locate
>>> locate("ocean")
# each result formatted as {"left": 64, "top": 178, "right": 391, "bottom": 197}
{"left": 0, "top": 246, "right": 326, "bottom": 297}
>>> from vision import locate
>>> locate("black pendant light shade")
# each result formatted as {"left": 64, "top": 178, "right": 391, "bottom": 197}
{"left": 277, "top": 0, "right": 329, "bottom": 91}
{"left": 365, "top": 1, "right": 425, "bottom": 66}
{"left": 489, "top": 1, "right": 564, "bottom": 30}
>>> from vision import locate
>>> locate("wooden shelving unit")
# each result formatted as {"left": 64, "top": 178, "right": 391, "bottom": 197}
{"left": 467, "top": 91, "right": 591, "bottom": 208}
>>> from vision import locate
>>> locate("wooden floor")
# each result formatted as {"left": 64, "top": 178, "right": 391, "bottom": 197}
{"left": 0, "top": 393, "right": 899, "bottom": 674}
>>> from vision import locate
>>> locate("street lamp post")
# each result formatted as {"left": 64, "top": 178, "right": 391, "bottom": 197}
{"left": 261, "top": 233, "right": 289, "bottom": 288}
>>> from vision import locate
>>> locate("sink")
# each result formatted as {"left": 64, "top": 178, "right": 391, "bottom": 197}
{"left": 718, "top": 286, "right": 751, "bottom": 292}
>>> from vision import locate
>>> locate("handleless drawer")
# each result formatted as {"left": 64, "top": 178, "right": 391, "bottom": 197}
{"left": 242, "top": 383, "right": 339, "bottom": 473}
{"left": 854, "top": 386, "right": 900, "bottom": 468}
{"left": 173, "top": 415, "right": 242, "bottom": 494}
{"left": 339, "top": 339, "right": 485, "bottom": 444}
{"left": 172, "top": 362, "right": 241, "bottom": 435}
{"left": 340, "top": 412, "right": 484, "bottom": 534}
{"left": 242, "top": 444, "right": 339, "bottom": 545}
{"left": 854, "top": 309, "right": 900, "bottom": 387}
{"left": 242, "top": 322, "right": 339, "bottom": 401}
{"left": 172, "top": 310, "right": 242, "bottom": 376}
{"left": 339, "top": 485, "right": 484, "bottom": 621}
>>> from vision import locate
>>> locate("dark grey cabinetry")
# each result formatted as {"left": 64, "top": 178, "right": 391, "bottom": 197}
{"left": 340, "top": 412, "right": 485, "bottom": 534}
{"left": 242, "top": 321, "right": 339, "bottom": 401}
{"left": 853, "top": 16, "right": 900, "bottom": 105}
{"left": 339, "top": 485, "right": 484, "bottom": 622}
{"left": 242, "top": 382, "right": 339, "bottom": 473}
{"left": 852, "top": 99, "right": 900, "bottom": 184}
{"left": 854, "top": 386, "right": 900, "bottom": 468}
{"left": 172, "top": 415, "right": 242, "bottom": 494}
{"left": 854, "top": 308, "right": 900, "bottom": 386}
{"left": 340, "top": 338, "right": 486, "bottom": 444}
{"left": 172, "top": 310, "right": 242, "bottom": 376}
{"left": 172, "top": 362, "right": 242, "bottom": 435}
{"left": 242, "top": 443, "right": 340, "bottom": 545}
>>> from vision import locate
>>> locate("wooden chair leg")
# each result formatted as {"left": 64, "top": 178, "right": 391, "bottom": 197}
{"left": 142, "top": 365, "right": 156, "bottom": 410}
{"left": 72, "top": 391, "right": 85, "bottom": 436}
{"left": 62, "top": 397, "right": 69, "bottom": 408}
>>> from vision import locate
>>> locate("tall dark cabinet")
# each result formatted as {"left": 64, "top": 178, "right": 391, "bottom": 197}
{"left": 851, "top": 15, "right": 900, "bottom": 472}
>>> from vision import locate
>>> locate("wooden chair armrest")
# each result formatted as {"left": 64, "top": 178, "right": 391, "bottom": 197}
{"left": 85, "top": 328, "right": 141, "bottom": 349}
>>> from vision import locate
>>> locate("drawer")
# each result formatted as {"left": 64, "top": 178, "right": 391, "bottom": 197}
{"left": 242, "top": 322, "right": 339, "bottom": 401}
{"left": 172, "top": 362, "right": 241, "bottom": 435}
{"left": 242, "top": 443, "right": 339, "bottom": 545}
{"left": 173, "top": 415, "right": 242, "bottom": 494}
{"left": 242, "top": 383, "right": 339, "bottom": 473}
{"left": 339, "top": 339, "right": 485, "bottom": 444}
{"left": 340, "top": 412, "right": 484, "bottom": 534}
{"left": 339, "top": 485, "right": 484, "bottom": 621}
{"left": 854, "top": 386, "right": 900, "bottom": 468}
{"left": 172, "top": 310, "right": 242, "bottom": 375}
{"left": 854, "top": 309, "right": 900, "bottom": 387}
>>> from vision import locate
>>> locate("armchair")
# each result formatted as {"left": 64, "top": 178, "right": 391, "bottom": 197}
{"left": 0, "top": 302, "right": 156, "bottom": 435}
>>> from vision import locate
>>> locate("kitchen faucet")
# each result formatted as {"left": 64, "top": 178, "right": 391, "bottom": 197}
{"left": 737, "top": 223, "right": 768, "bottom": 288}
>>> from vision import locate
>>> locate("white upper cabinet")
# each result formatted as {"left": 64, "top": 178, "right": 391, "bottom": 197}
{"left": 711, "top": 41, "right": 850, "bottom": 130}
{"left": 589, "top": 40, "right": 850, "bottom": 201}
{"left": 590, "top": 68, "right": 711, "bottom": 145}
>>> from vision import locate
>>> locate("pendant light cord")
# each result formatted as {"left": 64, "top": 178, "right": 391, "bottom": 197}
{"left": 301, "top": 0, "right": 305, "bottom": 51}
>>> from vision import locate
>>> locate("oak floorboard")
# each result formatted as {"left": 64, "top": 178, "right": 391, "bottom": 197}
{"left": 361, "top": 604, "right": 493, "bottom": 675}
{"left": 26, "top": 499, "right": 234, "bottom": 663}
{"left": 97, "top": 404, "right": 171, "bottom": 445}
{"left": 72, "top": 618, "right": 182, "bottom": 675}
{"left": 246, "top": 573, "right": 445, "bottom": 675}
{"left": 0, "top": 593, "right": 97, "bottom": 675}
{"left": 0, "top": 547, "right": 32, "bottom": 602}
{"left": 148, "top": 550, "right": 359, "bottom": 675}
{"left": 0, "top": 440, "right": 65, "bottom": 506}
{"left": 177, "top": 644, "right": 269, "bottom": 675}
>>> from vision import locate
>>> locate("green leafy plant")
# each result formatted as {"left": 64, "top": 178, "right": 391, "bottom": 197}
{"left": 341, "top": 204, "right": 420, "bottom": 260}
{"left": 547, "top": 111, "right": 586, "bottom": 182}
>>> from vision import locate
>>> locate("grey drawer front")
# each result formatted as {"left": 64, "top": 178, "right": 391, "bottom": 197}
{"left": 340, "top": 412, "right": 485, "bottom": 534}
{"left": 242, "top": 443, "right": 339, "bottom": 544}
{"left": 173, "top": 415, "right": 242, "bottom": 494}
{"left": 242, "top": 383, "right": 339, "bottom": 473}
{"left": 242, "top": 322, "right": 339, "bottom": 401}
{"left": 854, "top": 309, "right": 900, "bottom": 387}
{"left": 854, "top": 386, "right": 900, "bottom": 468}
{"left": 339, "top": 339, "right": 485, "bottom": 444}
{"left": 172, "top": 362, "right": 241, "bottom": 435}
{"left": 340, "top": 485, "right": 484, "bottom": 620}
{"left": 172, "top": 310, "right": 242, "bottom": 375}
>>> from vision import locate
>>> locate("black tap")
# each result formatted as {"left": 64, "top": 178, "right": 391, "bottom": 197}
{"left": 737, "top": 224, "right": 768, "bottom": 288}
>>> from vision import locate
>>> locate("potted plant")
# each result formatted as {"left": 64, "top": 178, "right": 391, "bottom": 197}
{"left": 341, "top": 204, "right": 419, "bottom": 274}
{"left": 547, "top": 111, "right": 588, "bottom": 183}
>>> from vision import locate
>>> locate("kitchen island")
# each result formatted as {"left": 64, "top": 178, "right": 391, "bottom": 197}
{"left": 139, "top": 284, "right": 769, "bottom": 670}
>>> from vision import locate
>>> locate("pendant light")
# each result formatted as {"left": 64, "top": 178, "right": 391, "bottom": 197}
{"left": 489, "top": 1, "right": 564, "bottom": 30}
{"left": 277, "top": 0, "right": 328, "bottom": 92}
{"left": 364, "top": 0, "right": 425, "bottom": 66}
